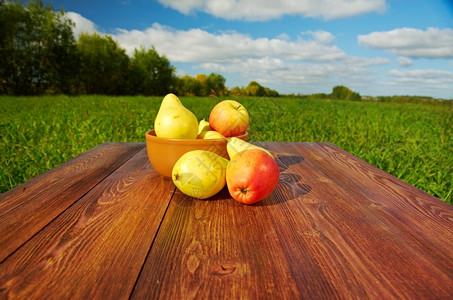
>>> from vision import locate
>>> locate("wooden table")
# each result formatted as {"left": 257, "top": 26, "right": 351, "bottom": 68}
{"left": 1, "top": 142, "right": 452, "bottom": 299}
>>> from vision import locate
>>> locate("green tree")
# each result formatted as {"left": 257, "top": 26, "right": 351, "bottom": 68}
{"left": 331, "top": 85, "right": 361, "bottom": 101}
{"left": 348, "top": 91, "right": 361, "bottom": 101}
{"left": 229, "top": 86, "right": 243, "bottom": 97}
{"left": 77, "top": 32, "right": 130, "bottom": 95}
{"left": 195, "top": 74, "right": 208, "bottom": 96}
{"left": 245, "top": 81, "right": 265, "bottom": 96}
{"left": 177, "top": 75, "right": 203, "bottom": 96}
{"left": 0, "top": 0, "right": 77, "bottom": 94}
{"left": 206, "top": 73, "right": 227, "bottom": 97}
{"left": 229, "top": 81, "right": 278, "bottom": 97}
{"left": 130, "top": 46, "right": 175, "bottom": 95}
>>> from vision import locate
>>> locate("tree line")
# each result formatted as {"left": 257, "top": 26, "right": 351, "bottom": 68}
{"left": 0, "top": 0, "right": 279, "bottom": 97}
{"left": 306, "top": 85, "right": 362, "bottom": 101}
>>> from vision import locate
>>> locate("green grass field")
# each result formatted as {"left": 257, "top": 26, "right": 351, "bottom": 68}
{"left": 1, "top": 95, "right": 452, "bottom": 204}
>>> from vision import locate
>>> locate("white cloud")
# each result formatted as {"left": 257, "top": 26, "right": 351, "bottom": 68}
{"left": 397, "top": 56, "right": 413, "bottom": 67}
{"left": 111, "top": 24, "right": 391, "bottom": 93}
{"left": 110, "top": 23, "right": 395, "bottom": 95}
{"left": 386, "top": 69, "right": 453, "bottom": 97}
{"left": 113, "top": 24, "right": 346, "bottom": 62}
{"left": 65, "top": 12, "right": 99, "bottom": 36}
{"left": 302, "top": 30, "right": 335, "bottom": 44}
{"left": 157, "top": 0, "right": 386, "bottom": 21}
{"left": 388, "top": 69, "right": 453, "bottom": 83}
{"left": 67, "top": 13, "right": 452, "bottom": 98}
{"left": 358, "top": 27, "right": 453, "bottom": 58}
{"left": 200, "top": 54, "right": 389, "bottom": 94}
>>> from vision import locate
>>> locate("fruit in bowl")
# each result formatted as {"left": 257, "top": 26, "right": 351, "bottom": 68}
{"left": 197, "top": 130, "right": 226, "bottom": 140}
{"left": 146, "top": 94, "right": 249, "bottom": 178}
{"left": 145, "top": 129, "right": 247, "bottom": 178}
{"left": 154, "top": 93, "right": 198, "bottom": 139}
{"left": 197, "top": 119, "right": 211, "bottom": 135}
{"left": 209, "top": 100, "right": 249, "bottom": 138}
{"left": 146, "top": 93, "right": 279, "bottom": 205}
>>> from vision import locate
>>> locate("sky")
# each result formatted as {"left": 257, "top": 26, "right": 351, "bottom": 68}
{"left": 46, "top": 0, "right": 453, "bottom": 99}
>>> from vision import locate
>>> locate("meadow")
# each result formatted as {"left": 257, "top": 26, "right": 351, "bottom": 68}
{"left": 0, "top": 95, "right": 452, "bottom": 204}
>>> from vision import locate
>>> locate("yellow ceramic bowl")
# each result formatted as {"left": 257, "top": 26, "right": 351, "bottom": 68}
{"left": 145, "top": 129, "right": 248, "bottom": 178}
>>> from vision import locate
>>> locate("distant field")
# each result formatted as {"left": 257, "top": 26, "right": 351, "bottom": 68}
{"left": 1, "top": 95, "right": 452, "bottom": 204}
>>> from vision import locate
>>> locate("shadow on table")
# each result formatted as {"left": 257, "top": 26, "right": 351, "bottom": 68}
{"left": 172, "top": 186, "right": 231, "bottom": 208}
{"left": 276, "top": 155, "right": 304, "bottom": 172}
{"left": 258, "top": 155, "right": 312, "bottom": 206}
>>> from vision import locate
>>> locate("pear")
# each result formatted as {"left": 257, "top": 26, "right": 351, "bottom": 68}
{"left": 198, "top": 119, "right": 211, "bottom": 135}
{"left": 197, "top": 130, "right": 226, "bottom": 140}
{"left": 172, "top": 150, "right": 229, "bottom": 199}
{"left": 227, "top": 137, "right": 273, "bottom": 159}
{"left": 154, "top": 93, "right": 198, "bottom": 139}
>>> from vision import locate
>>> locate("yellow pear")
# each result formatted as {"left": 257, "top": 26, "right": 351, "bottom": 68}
{"left": 227, "top": 137, "right": 273, "bottom": 159}
{"left": 198, "top": 119, "right": 211, "bottom": 135}
{"left": 172, "top": 150, "right": 229, "bottom": 199}
{"left": 197, "top": 130, "right": 226, "bottom": 140}
{"left": 154, "top": 93, "right": 198, "bottom": 139}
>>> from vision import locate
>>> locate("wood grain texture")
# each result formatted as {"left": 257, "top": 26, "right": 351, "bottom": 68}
{"left": 0, "top": 142, "right": 144, "bottom": 263}
{"left": 132, "top": 142, "right": 453, "bottom": 299}
{"left": 1, "top": 142, "right": 452, "bottom": 299}
{"left": 0, "top": 148, "right": 174, "bottom": 299}
{"left": 131, "top": 188, "right": 301, "bottom": 299}
{"left": 262, "top": 142, "right": 453, "bottom": 299}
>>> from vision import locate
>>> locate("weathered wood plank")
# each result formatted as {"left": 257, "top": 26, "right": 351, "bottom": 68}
{"left": 0, "top": 148, "right": 174, "bottom": 299}
{"left": 131, "top": 188, "right": 302, "bottom": 299}
{"left": 132, "top": 141, "right": 453, "bottom": 299}
{"left": 1, "top": 142, "right": 452, "bottom": 299}
{"left": 0, "top": 142, "right": 145, "bottom": 263}
{"left": 312, "top": 142, "right": 453, "bottom": 241}
{"left": 261, "top": 142, "right": 453, "bottom": 299}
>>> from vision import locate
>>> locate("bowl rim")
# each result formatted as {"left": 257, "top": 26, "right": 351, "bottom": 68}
{"left": 145, "top": 129, "right": 247, "bottom": 143}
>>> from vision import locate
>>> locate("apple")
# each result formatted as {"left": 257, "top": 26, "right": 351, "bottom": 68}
{"left": 226, "top": 149, "right": 280, "bottom": 205}
{"left": 209, "top": 100, "right": 249, "bottom": 138}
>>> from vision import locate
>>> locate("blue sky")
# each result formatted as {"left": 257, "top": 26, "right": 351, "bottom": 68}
{"left": 47, "top": 0, "right": 453, "bottom": 98}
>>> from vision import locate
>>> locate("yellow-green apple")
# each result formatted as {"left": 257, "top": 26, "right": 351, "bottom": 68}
{"left": 209, "top": 100, "right": 249, "bottom": 137}
{"left": 226, "top": 149, "right": 280, "bottom": 204}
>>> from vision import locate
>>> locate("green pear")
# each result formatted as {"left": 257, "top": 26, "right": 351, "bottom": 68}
{"left": 154, "top": 93, "right": 198, "bottom": 139}
{"left": 197, "top": 130, "right": 226, "bottom": 140}
{"left": 227, "top": 137, "right": 273, "bottom": 159}
{"left": 198, "top": 119, "right": 211, "bottom": 135}
{"left": 172, "top": 150, "right": 229, "bottom": 199}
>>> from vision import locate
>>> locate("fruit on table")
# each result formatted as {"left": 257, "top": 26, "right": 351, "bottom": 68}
{"left": 226, "top": 149, "right": 280, "bottom": 205}
{"left": 209, "top": 100, "right": 249, "bottom": 138}
{"left": 197, "top": 130, "right": 226, "bottom": 140}
{"left": 198, "top": 119, "right": 211, "bottom": 135}
{"left": 154, "top": 93, "right": 198, "bottom": 139}
{"left": 172, "top": 150, "right": 229, "bottom": 199}
{"left": 227, "top": 137, "right": 273, "bottom": 159}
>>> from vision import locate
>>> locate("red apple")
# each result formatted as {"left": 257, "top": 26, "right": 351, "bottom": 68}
{"left": 226, "top": 149, "right": 280, "bottom": 205}
{"left": 209, "top": 100, "right": 249, "bottom": 138}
